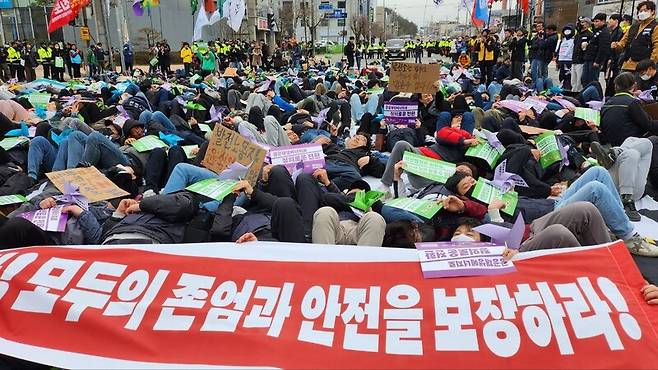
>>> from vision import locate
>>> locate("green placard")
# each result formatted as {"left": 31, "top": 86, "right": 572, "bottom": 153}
{"left": 130, "top": 135, "right": 168, "bottom": 153}
{"left": 348, "top": 190, "right": 385, "bottom": 211}
{"left": 466, "top": 140, "right": 501, "bottom": 169}
{"left": 536, "top": 132, "right": 562, "bottom": 169}
{"left": 470, "top": 178, "right": 518, "bottom": 216}
{"left": 402, "top": 151, "right": 456, "bottom": 184}
{"left": 182, "top": 145, "right": 199, "bottom": 159}
{"left": 0, "top": 137, "right": 29, "bottom": 151}
{"left": 186, "top": 178, "right": 239, "bottom": 201}
{"left": 574, "top": 107, "right": 600, "bottom": 126}
{"left": 28, "top": 93, "right": 51, "bottom": 108}
{"left": 0, "top": 194, "right": 27, "bottom": 206}
{"left": 385, "top": 197, "right": 443, "bottom": 219}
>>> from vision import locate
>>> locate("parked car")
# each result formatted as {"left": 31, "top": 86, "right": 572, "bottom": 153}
{"left": 385, "top": 39, "right": 406, "bottom": 60}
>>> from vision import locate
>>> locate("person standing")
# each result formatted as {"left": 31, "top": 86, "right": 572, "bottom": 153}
{"left": 582, "top": 13, "right": 611, "bottom": 86}
{"left": 180, "top": 42, "right": 193, "bottom": 76}
{"left": 122, "top": 42, "right": 134, "bottom": 75}
{"left": 69, "top": 44, "right": 82, "bottom": 78}
{"left": 6, "top": 42, "right": 21, "bottom": 81}
{"left": 528, "top": 22, "right": 546, "bottom": 82}
{"left": 94, "top": 43, "right": 106, "bottom": 74}
{"left": 510, "top": 29, "right": 527, "bottom": 79}
{"left": 344, "top": 36, "right": 355, "bottom": 68}
{"left": 23, "top": 42, "right": 37, "bottom": 82}
{"left": 541, "top": 24, "right": 559, "bottom": 81}
{"left": 606, "top": 14, "right": 625, "bottom": 96}
{"left": 475, "top": 30, "right": 495, "bottom": 85}
{"left": 260, "top": 39, "right": 270, "bottom": 70}
{"left": 612, "top": 1, "right": 658, "bottom": 72}
{"left": 557, "top": 24, "right": 575, "bottom": 90}
{"left": 252, "top": 40, "right": 263, "bottom": 69}
{"left": 86, "top": 44, "right": 98, "bottom": 77}
{"left": 414, "top": 39, "right": 423, "bottom": 63}
{"left": 64, "top": 43, "right": 73, "bottom": 78}
{"left": 0, "top": 45, "right": 9, "bottom": 81}
{"left": 571, "top": 17, "right": 593, "bottom": 92}
{"left": 159, "top": 40, "right": 171, "bottom": 75}
{"left": 37, "top": 42, "right": 52, "bottom": 79}
{"left": 51, "top": 43, "right": 65, "bottom": 81}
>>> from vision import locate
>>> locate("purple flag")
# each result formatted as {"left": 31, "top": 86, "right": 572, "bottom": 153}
{"left": 473, "top": 213, "right": 525, "bottom": 250}
{"left": 53, "top": 181, "right": 89, "bottom": 211}
{"left": 490, "top": 160, "right": 528, "bottom": 193}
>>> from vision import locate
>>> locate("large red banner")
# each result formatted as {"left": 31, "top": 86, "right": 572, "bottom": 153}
{"left": 48, "top": 0, "right": 89, "bottom": 33}
{"left": 0, "top": 241, "right": 656, "bottom": 368}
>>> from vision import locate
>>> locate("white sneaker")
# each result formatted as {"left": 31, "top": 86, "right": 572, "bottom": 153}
{"left": 624, "top": 235, "right": 658, "bottom": 257}
{"left": 376, "top": 183, "right": 393, "bottom": 200}
{"left": 425, "top": 135, "right": 436, "bottom": 144}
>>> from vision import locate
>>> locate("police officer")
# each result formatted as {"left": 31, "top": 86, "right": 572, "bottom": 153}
{"left": 7, "top": 41, "right": 23, "bottom": 81}
{"left": 37, "top": 42, "right": 52, "bottom": 79}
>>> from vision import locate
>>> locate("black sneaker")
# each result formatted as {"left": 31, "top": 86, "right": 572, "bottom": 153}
{"left": 590, "top": 142, "right": 617, "bottom": 169}
{"left": 622, "top": 195, "right": 641, "bottom": 222}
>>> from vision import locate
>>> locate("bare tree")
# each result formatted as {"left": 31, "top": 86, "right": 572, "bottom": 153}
{"left": 350, "top": 15, "right": 369, "bottom": 42}
{"left": 133, "top": 28, "right": 162, "bottom": 50}
{"left": 295, "top": 0, "right": 324, "bottom": 56}
{"left": 371, "top": 22, "right": 384, "bottom": 42}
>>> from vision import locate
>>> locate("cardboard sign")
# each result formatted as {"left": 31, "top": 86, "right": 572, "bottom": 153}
{"left": 388, "top": 62, "right": 440, "bottom": 94}
{"left": 202, "top": 124, "right": 267, "bottom": 185}
{"left": 415, "top": 242, "right": 515, "bottom": 278}
{"left": 0, "top": 241, "right": 656, "bottom": 369}
{"left": 403, "top": 151, "right": 456, "bottom": 184}
{"left": 385, "top": 197, "right": 443, "bottom": 219}
{"left": 519, "top": 125, "right": 550, "bottom": 136}
{"left": 384, "top": 101, "right": 419, "bottom": 126}
{"left": 46, "top": 166, "right": 130, "bottom": 203}
{"left": 471, "top": 177, "right": 518, "bottom": 216}
{"left": 268, "top": 143, "right": 325, "bottom": 174}
{"left": 186, "top": 178, "right": 238, "bottom": 201}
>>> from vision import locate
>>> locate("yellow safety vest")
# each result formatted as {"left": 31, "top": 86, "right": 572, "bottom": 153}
{"left": 7, "top": 47, "right": 20, "bottom": 62}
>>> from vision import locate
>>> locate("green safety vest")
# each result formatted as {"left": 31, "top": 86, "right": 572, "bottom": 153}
{"left": 7, "top": 47, "right": 20, "bottom": 62}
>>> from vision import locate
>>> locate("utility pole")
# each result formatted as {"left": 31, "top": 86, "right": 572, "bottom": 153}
{"left": 382, "top": 0, "right": 386, "bottom": 42}
{"left": 113, "top": 0, "right": 127, "bottom": 74}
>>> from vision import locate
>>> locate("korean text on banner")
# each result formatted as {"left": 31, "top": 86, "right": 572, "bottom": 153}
{"left": 269, "top": 143, "right": 325, "bottom": 174}
{"left": 536, "top": 131, "right": 563, "bottom": 169}
{"left": 0, "top": 241, "right": 656, "bottom": 368}
{"left": 384, "top": 101, "right": 419, "bottom": 126}
{"left": 403, "top": 151, "right": 456, "bottom": 184}
{"left": 46, "top": 166, "right": 129, "bottom": 203}
{"left": 388, "top": 62, "right": 441, "bottom": 94}
{"left": 202, "top": 124, "right": 267, "bottom": 185}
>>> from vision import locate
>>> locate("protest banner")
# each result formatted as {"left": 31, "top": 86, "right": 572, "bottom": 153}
{"left": 27, "top": 92, "right": 51, "bottom": 109}
{"left": 18, "top": 205, "right": 68, "bottom": 232}
{"left": 202, "top": 124, "right": 267, "bottom": 185}
{"left": 385, "top": 197, "right": 443, "bottom": 219}
{"left": 269, "top": 143, "right": 325, "bottom": 174}
{"left": 0, "top": 194, "right": 27, "bottom": 206}
{"left": 384, "top": 101, "right": 419, "bottom": 126}
{"left": 0, "top": 241, "right": 655, "bottom": 368}
{"left": 574, "top": 107, "right": 601, "bottom": 126}
{"left": 186, "top": 178, "right": 239, "bottom": 201}
{"left": 536, "top": 132, "right": 563, "bottom": 169}
{"left": 388, "top": 62, "right": 441, "bottom": 94}
{"left": 403, "top": 152, "right": 456, "bottom": 184}
{"left": 130, "top": 135, "right": 168, "bottom": 153}
{"left": 46, "top": 167, "right": 129, "bottom": 203}
{"left": 416, "top": 242, "right": 515, "bottom": 278}
{"left": 0, "top": 137, "right": 29, "bottom": 151}
{"left": 471, "top": 177, "right": 518, "bottom": 216}
{"left": 466, "top": 141, "right": 501, "bottom": 169}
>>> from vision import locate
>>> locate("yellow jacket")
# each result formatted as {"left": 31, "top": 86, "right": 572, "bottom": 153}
{"left": 7, "top": 47, "right": 20, "bottom": 63}
{"left": 476, "top": 40, "right": 494, "bottom": 62}
{"left": 180, "top": 47, "right": 193, "bottom": 63}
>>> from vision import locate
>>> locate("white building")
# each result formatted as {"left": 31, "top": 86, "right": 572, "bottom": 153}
{"left": 289, "top": 0, "right": 367, "bottom": 44}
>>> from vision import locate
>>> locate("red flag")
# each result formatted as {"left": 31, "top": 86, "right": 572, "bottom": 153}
{"left": 204, "top": 0, "right": 216, "bottom": 13}
{"left": 520, "top": 0, "right": 529, "bottom": 13}
{"left": 48, "top": 0, "right": 85, "bottom": 33}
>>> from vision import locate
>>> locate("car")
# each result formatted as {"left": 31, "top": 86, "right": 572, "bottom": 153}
{"left": 315, "top": 40, "right": 336, "bottom": 48}
{"left": 385, "top": 39, "right": 406, "bottom": 60}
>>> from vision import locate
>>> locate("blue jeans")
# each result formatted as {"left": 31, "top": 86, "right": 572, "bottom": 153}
{"left": 163, "top": 163, "right": 221, "bottom": 212}
{"left": 81, "top": 132, "right": 129, "bottom": 169}
{"left": 487, "top": 82, "right": 502, "bottom": 99}
{"left": 300, "top": 129, "right": 331, "bottom": 144}
{"left": 581, "top": 84, "right": 601, "bottom": 103}
{"left": 27, "top": 136, "right": 56, "bottom": 179}
{"left": 139, "top": 111, "right": 176, "bottom": 132}
{"left": 381, "top": 204, "right": 424, "bottom": 223}
{"left": 325, "top": 160, "right": 362, "bottom": 191}
{"left": 54, "top": 131, "right": 88, "bottom": 170}
{"left": 535, "top": 77, "right": 553, "bottom": 92}
{"left": 530, "top": 59, "right": 543, "bottom": 82}
{"left": 581, "top": 62, "right": 601, "bottom": 86}
{"left": 350, "top": 93, "right": 380, "bottom": 121}
{"left": 436, "top": 111, "right": 475, "bottom": 134}
{"left": 555, "top": 166, "right": 632, "bottom": 239}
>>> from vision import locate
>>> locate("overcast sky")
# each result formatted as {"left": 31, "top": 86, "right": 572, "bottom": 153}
{"left": 377, "top": 0, "right": 504, "bottom": 27}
